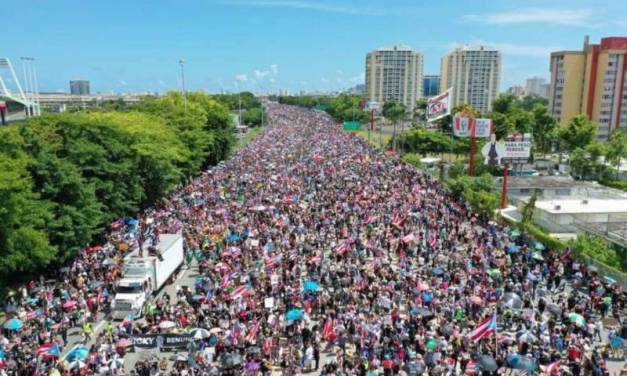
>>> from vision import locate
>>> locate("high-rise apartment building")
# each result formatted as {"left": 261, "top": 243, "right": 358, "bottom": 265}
{"left": 70, "top": 80, "right": 90, "bottom": 95}
{"left": 525, "top": 77, "right": 549, "bottom": 98}
{"left": 423, "top": 75, "right": 440, "bottom": 97}
{"left": 549, "top": 36, "right": 627, "bottom": 139}
{"left": 507, "top": 86, "right": 526, "bottom": 97}
{"left": 365, "top": 45, "right": 423, "bottom": 111}
{"left": 440, "top": 46, "right": 501, "bottom": 113}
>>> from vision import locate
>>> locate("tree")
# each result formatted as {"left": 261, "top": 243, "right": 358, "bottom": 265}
{"left": 531, "top": 104, "right": 557, "bottom": 155}
{"left": 557, "top": 115, "right": 598, "bottom": 153}
{"left": 241, "top": 108, "right": 264, "bottom": 127}
{"left": 521, "top": 191, "right": 539, "bottom": 224}
{"left": 606, "top": 130, "right": 627, "bottom": 179}
{"left": 383, "top": 102, "right": 407, "bottom": 152}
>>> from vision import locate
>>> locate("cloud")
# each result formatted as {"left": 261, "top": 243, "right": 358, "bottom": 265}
{"left": 348, "top": 72, "right": 365, "bottom": 84}
{"left": 254, "top": 69, "right": 270, "bottom": 78}
{"left": 120, "top": 80, "right": 128, "bottom": 86}
{"left": 223, "top": 0, "right": 383, "bottom": 16}
{"left": 269, "top": 64, "right": 279, "bottom": 75}
{"left": 321, "top": 77, "right": 329, "bottom": 83}
{"left": 463, "top": 8, "right": 594, "bottom": 26}
{"left": 336, "top": 69, "right": 344, "bottom": 75}
{"left": 235, "top": 74, "right": 248, "bottom": 82}
{"left": 269, "top": 78, "right": 276, "bottom": 83}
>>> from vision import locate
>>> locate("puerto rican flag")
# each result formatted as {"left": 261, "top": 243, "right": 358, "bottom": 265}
{"left": 246, "top": 320, "right": 260, "bottom": 343}
{"left": 265, "top": 256, "right": 282, "bottom": 269}
{"left": 364, "top": 214, "right": 377, "bottom": 225}
{"left": 335, "top": 240, "right": 350, "bottom": 254}
{"left": 391, "top": 213, "right": 404, "bottom": 227}
{"left": 222, "top": 272, "right": 237, "bottom": 289}
{"left": 428, "top": 232, "right": 437, "bottom": 248}
{"left": 402, "top": 233, "right": 417, "bottom": 244}
{"left": 467, "top": 314, "right": 497, "bottom": 342}
{"left": 542, "top": 361, "right": 559, "bottom": 375}
{"left": 465, "top": 360, "right": 479, "bottom": 374}
{"left": 229, "top": 285, "right": 254, "bottom": 300}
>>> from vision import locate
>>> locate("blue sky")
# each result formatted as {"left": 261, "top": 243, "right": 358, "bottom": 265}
{"left": 3, "top": 0, "right": 626, "bottom": 94}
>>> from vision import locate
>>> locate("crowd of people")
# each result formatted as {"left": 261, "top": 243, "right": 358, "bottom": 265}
{"left": 1, "top": 104, "right": 625, "bottom": 376}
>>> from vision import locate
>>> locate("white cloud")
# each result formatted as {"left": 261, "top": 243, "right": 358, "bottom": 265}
{"left": 463, "top": 8, "right": 594, "bottom": 26}
{"left": 235, "top": 74, "right": 248, "bottom": 82}
{"left": 254, "top": 69, "right": 270, "bottom": 78}
{"left": 158, "top": 80, "right": 167, "bottom": 87}
{"left": 348, "top": 72, "right": 365, "bottom": 84}
{"left": 269, "top": 78, "right": 276, "bottom": 83}
{"left": 269, "top": 64, "right": 279, "bottom": 75}
{"left": 120, "top": 80, "right": 128, "bottom": 86}
{"left": 321, "top": 77, "right": 329, "bottom": 83}
{"left": 336, "top": 69, "right": 344, "bottom": 75}
{"left": 223, "top": 0, "right": 383, "bottom": 16}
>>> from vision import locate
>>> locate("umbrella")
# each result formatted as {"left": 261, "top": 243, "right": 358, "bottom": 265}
{"left": 3, "top": 318, "right": 23, "bottom": 331}
{"left": 65, "top": 346, "right": 89, "bottom": 362}
{"left": 511, "top": 229, "right": 520, "bottom": 237}
{"left": 501, "top": 293, "right": 523, "bottom": 310}
{"left": 533, "top": 241, "right": 545, "bottom": 251}
{"left": 487, "top": 268, "right": 501, "bottom": 277}
{"left": 547, "top": 303, "right": 562, "bottom": 316}
{"left": 67, "top": 360, "right": 86, "bottom": 370}
{"left": 477, "top": 354, "right": 498, "bottom": 372}
{"left": 587, "top": 265, "right": 599, "bottom": 273}
{"left": 159, "top": 320, "right": 177, "bottom": 329}
{"left": 286, "top": 308, "right": 304, "bottom": 321}
{"left": 108, "top": 357, "right": 124, "bottom": 369}
{"left": 431, "top": 267, "right": 444, "bottom": 276}
{"left": 62, "top": 300, "right": 77, "bottom": 310}
{"left": 610, "top": 336, "right": 624, "bottom": 348}
{"left": 507, "top": 244, "right": 519, "bottom": 254}
{"left": 568, "top": 313, "right": 586, "bottom": 327}
{"left": 191, "top": 328, "right": 211, "bottom": 339}
{"left": 426, "top": 338, "right": 437, "bottom": 351}
{"left": 531, "top": 252, "right": 544, "bottom": 261}
{"left": 604, "top": 276, "right": 617, "bottom": 285}
{"left": 303, "top": 281, "right": 320, "bottom": 292}
{"left": 517, "top": 331, "right": 538, "bottom": 344}
{"left": 506, "top": 354, "right": 537, "bottom": 371}
{"left": 89, "top": 281, "right": 104, "bottom": 289}
{"left": 411, "top": 307, "right": 433, "bottom": 317}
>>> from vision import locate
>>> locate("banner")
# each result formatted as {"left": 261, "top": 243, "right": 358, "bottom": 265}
{"left": 452, "top": 117, "right": 492, "bottom": 138}
{"left": 481, "top": 134, "right": 532, "bottom": 167}
{"left": 131, "top": 333, "right": 193, "bottom": 350}
{"left": 427, "top": 88, "right": 452, "bottom": 122}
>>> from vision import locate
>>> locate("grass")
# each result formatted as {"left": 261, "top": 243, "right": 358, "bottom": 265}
{"left": 231, "top": 126, "right": 264, "bottom": 155}
{"left": 351, "top": 129, "right": 392, "bottom": 150}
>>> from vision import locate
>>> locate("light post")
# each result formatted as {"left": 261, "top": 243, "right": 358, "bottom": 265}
{"left": 179, "top": 59, "right": 187, "bottom": 112}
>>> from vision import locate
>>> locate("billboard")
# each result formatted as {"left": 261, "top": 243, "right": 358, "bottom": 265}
{"left": 481, "top": 134, "right": 532, "bottom": 167}
{"left": 452, "top": 117, "right": 492, "bottom": 138}
{"left": 427, "top": 88, "right": 452, "bottom": 122}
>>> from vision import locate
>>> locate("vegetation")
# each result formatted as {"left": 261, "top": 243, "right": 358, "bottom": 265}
{"left": 570, "top": 234, "right": 626, "bottom": 273}
{"left": 278, "top": 94, "right": 368, "bottom": 122}
{"left": 212, "top": 91, "right": 260, "bottom": 111}
{"left": 521, "top": 191, "right": 539, "bottom": 224}
{"left": 446, "top": 174, "right": 499, "bottom": 219}
{"left": 241, "top": 107, "right": 265, "bottom": 127}
{"left": 0, "top": 91, "right": 235, "bottom": 288}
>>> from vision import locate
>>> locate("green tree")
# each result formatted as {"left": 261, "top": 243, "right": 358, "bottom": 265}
{"left": 521, "top": 191, "right": 539, "bottom": 224}
{"left": 241, "top": 108, "right": 264, "bottom": 127}
{"left": 383, "top": 102, "right": 407, "bottom": 152}
{"left": 531, "top": 104, "right": 558, "bottom": 154}
{"left": 557, "top": 115, "right": 598, "bottom": 153}
{"left": 605, "top": 130, "right": 627, "bottom": 179}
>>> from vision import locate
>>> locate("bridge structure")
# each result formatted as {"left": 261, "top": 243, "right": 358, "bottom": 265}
{"left": 0, "top": 57, "right": 40, "bottom": 119}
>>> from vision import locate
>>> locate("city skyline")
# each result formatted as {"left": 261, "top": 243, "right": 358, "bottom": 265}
{"left": 3, "top": 0, "right": 627, "bottom": 94}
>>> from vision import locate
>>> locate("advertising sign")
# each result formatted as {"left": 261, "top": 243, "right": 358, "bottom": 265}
{"left": 427, "top": 88, "right": 452, "bottom": 122}
{"left": 131, "top": 334, "right": 193, "bottom": 350}
{"left": 452, "top": 117, "right": 492, "bottom": 138}
{"left": 481, "top": 134, "right": 532, "bottom": 167}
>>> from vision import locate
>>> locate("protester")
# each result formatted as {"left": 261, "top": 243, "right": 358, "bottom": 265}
{"left": 0, "top": 104, "right": 624, "bottom": 376}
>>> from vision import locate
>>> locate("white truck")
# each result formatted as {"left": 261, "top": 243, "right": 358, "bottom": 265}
{"left": 111, "top": 233, "right": 184, "bottom": 320}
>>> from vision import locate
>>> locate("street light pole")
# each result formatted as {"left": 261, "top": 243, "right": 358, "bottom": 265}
{"left": 179, "top": 59, "right": 187, "bottom": 112}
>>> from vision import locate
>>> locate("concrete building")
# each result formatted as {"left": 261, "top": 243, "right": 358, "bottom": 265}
{"left": 440, "top": 46, "right": 501, "bottom": 113}
{"left": 365, "top": 45, "right": 423, "bottom": 111}
{"left": 70, "top": 80, "right": 90, "bottom": 95}
{"left": 35, "top": 92, "right": 144, "bottom": 112}
{"left": 525, "top": 76, "right": 549, "bottom": 98}
{"left": 423, "top": 75, "right": 440, "bottom": 98}
{"left": 549, "top": 36, "right": 627, "bottom": 140}
{"left": 507, "top": 86, "right": 526, "bottom": 97}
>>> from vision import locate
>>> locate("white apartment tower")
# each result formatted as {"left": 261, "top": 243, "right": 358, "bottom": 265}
{"left": 440, "top": 46, "right": 501, "bottom": 113}
{"left": 365, "top": 45, "right": 424, "bottom": 111}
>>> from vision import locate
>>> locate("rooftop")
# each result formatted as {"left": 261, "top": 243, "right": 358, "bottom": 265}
{"left": 535, "top": 198, "right": 627, "bottom": 214}
{"left": 499, "top": 176, "right": 590, "bottom": 189}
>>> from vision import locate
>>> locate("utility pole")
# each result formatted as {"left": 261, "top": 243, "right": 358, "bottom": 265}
{"left": 179, "top": 59, "right": 187, "bottom": 112}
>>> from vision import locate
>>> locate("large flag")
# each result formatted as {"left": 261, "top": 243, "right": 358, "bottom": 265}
{"left": 542, "top": 361, "right": 559, "bottom": 375}
{"left": 427, "top": 88, "right": 452, "bottom": 122}
{"left": 467, "top": 314, "right": 497, "bottom": 342}
{"left": 246, "top": 320, "right": 260, "bottom": 343}
{"left": 229, "top": 284, "right": 253, "bottom": 300}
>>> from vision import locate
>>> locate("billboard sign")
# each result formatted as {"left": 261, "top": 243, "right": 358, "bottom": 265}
{"left": 427, "top": 88, "right": 452, "bottom": 122}
{"left": 452, "top": 117, "right": 492, "bottom": 138}
{"left": 364, "top": 101, "right": 380, "bottom": 111}
{"left": 481, "top": 134, "right": 532, "bottom": 167}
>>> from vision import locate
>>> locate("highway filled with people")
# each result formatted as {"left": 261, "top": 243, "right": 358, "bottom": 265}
{"left": 1, "top": 104, "right": 625, "bottom": 376}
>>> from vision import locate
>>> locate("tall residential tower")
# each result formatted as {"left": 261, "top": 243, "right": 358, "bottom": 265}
{"left": 440, "top": 46, "right": 501, "bottom": 113}
{"left": 365, "top": 45, "right": 423, "bottom": 111}
{"left": 549, "top": 36, "right": 627, "bottom": 140}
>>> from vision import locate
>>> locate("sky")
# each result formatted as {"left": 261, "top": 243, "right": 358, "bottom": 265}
{"left": 2, "top": 0, "right": 626, "bottom": 94}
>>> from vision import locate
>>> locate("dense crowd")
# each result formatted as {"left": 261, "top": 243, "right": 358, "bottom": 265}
{"left": 1, "top": 104, "right": 625, "bottom": 376}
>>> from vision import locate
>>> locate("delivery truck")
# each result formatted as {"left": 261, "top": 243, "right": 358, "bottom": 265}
{"left": 111, "top": 233, "right": 184, "bottom": 320}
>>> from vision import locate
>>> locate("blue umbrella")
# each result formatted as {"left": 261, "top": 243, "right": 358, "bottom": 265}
{"left": 228, "top": 234, "right": 240, "bottom": 243}
{"left": 90, "top": 281, "right": 104, "bottom": 289}
{"left": 286, "top": 308, "right": 304, "bottom": 321}
{"left": 533, "top": 241, "right": 546, "bottom": 251}
{"left": 65, "top": 345, "right": 89, "bottom": 362}
{"left": 610, "top": 336, "right": 624, "bottom": 348}
{"left": 26, "top": 297, "right": 39, "bottom": 305}
{"left": 3, "top": 318, "right": 23, "bottom": 331}
{"left": 421, "top": 292, "right": 433, "bottom": 303}
{"left": 431, "top": 267, "right": 444, "bottom": 276}
{"left": 507, "top": 245, "right": 519, "bottom": 254}
{"left": 303, "top": 281, "right": 320, "bottom": 292}
{"left": 506, "top": 354, "right": 537, "bottom": 371}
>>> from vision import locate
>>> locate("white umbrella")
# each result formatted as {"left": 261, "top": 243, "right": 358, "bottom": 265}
{"left": 68, "top": 360, "right": 86, "bottom": 369}
{"left": 191, "top": 327, "right": 211, "bottom": 339}
{"left": 159, "top": 320, "right": 177, "bottom": 329}
{"left": 109, "top": 357, "right": 124, "bottom": 369}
